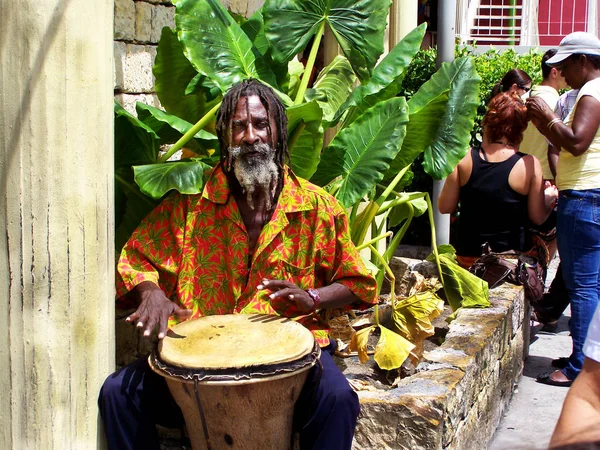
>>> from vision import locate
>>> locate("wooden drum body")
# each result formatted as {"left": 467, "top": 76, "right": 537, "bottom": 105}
{"left": 149, "top": 314, "right": 320, "bottom": 450}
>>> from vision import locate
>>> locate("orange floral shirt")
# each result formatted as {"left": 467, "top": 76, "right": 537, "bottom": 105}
{"left": 117, "top": 164, "right": 377, "bottom": 346}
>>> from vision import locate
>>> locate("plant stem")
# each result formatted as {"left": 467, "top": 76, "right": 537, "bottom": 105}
{"left": 369, "top": 244, "right": 396, "bottom": 309}
{"left": 158, "top": 101, "right": 221, "bottom": 163}
{"left": 356, "top": 231, "right": 392, "bottom": 251}
{"left": 383, "top": 202, "right": 414, "bottom": 261}
{"left": 425, "top": 193, "right": 444, "bottom": 286}
{"left": 375, "top": 164, "right": 411, "bottom": 207}
{"left": 294, "top": 21, "right": 326, "bottom": 105}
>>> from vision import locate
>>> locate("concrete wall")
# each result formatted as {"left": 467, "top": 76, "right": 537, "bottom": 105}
{"left": 0, "top": 0, "right": 114, "bottom": 448}
{"left": 351, "top": 284, "right": 525, "bottom": 450}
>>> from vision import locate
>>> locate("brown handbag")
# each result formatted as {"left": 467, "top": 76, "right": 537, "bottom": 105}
{"left": 469, "top": 244, "right": 545, "bottom": 301}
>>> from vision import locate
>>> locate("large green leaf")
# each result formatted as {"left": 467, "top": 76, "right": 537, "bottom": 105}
{"left": 287, "top": 101, "right": 323, "bottom": 133}
{"left": 174, "top": 0, "right": 276, "bottom": 92}
{"left": 421, "top": 57, "right": 481, "bottom": 179}
{"left": 386, "top": 57, "right": 481, "bottom": 180}
{"left": 136, "top": 103, "right": 218, "bottom": 157}
{"left": 133, "top": 159, "right": 212, "bottom": 199}
{"left": 153, "top": 27, "right": 215, "bottom": 124}
{"left": 184, "top": 73, "right": 221, "bottom": 101}
{"left": 426, "top": 245, "right": 490, "bottom": 313}
{"left": 388, "top": 195, "right": 428, "bottom": 228}
{"left": 290, "top": 125, "right": 323, "bottom": 180}
{"left": 305, "top": 55, "right": 356, "bottom": 123}
{"left": 115, "top": 168, "right": 160, "bottom": 253}
{"left": 287, "top": 101, "right": 323, "bottom": 180}
{"left": 114, "top": 102, "right": 159, "bottom": 169}
{"left": 337, "top": 23, "right": 427, "bottom": 125}
{"left": 241, "top": 8, "right": 290, "bottom": 90}
{"left": 263, "top": 0, "right": 392, "bottom": 81}
{"left": 311, "top": 97, "right": 409, "bottom": 207}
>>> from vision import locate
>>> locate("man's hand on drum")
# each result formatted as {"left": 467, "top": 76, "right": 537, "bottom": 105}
{"left": 126, "top": 281, "right": 192, "bottom": 339}
{"left": 257, "top": 279, "right": 316, "bottom": 317}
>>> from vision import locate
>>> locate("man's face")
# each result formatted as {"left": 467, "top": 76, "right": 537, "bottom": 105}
{"left": 553, "top": 68, "right": 569, "bottom": 90}
{"left": 227, "top": 94, "right": 281, "bottom": 210}
{"left": 231, "top": 95, "right": 277, "bottom": 150}
{"left": 556, "top": 55, "right": 583, "bottom": 89}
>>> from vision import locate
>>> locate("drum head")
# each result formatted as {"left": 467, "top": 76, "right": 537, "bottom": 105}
{"left": 158, "top": 314, "right": 315, "bottom": 370}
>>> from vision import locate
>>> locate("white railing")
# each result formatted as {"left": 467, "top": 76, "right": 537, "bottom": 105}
{"left": 456, "top": 0, "right": 599, "bottom": 47}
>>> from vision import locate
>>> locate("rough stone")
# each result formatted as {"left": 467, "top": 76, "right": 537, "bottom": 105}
{"left": 229, "top": 0, "right": 248, "bottom": 15}
{"left": 395, "top": 244, "right": 431, "bottom": 260}
{"left": 246, "top": 0, "right": 264, "bottom": 16}
{"left": 123, "top": 44, "right": 157, "bottom": 93}
{"left": 115, "top": 93, "right": 161, "bottom": 115}
{"left": 151, "top": 5, "right": 175, "bottom": 43}
{"left": 135, "top": 1, "right": 153, "bottom": 43}
{"left": 412, "top": 260, "right": 439, "bottom": 279}
{"left": 114, "top": 41, "right": 127, "bottom": 91}
{"left": 350, "top": 284, "right": 525, "bottom": 450}
{"left": 115, "top": 0, "right": 136, "bottom": 41}
{"left": 389, "top": 257, "right": 421, "bottom": 297}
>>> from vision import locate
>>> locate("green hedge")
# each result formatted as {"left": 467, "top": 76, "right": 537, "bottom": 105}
{"left": 399, "top": 45, "right": 543, "bottom": 145}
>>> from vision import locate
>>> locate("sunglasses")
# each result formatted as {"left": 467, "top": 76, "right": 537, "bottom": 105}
{"left": 519, "top": 86, "right": 531, "bottom": 93}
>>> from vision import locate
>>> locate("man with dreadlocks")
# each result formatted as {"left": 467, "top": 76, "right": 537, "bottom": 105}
{"left": 98, "top": 79, "right": 377, "bottom": 450}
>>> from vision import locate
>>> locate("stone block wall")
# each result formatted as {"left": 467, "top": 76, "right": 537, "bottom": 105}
{"left": 114, "top": 0, "right": 263, "bottom": 115}
{"left": 351, "top": 284, "right": 525, "bottom": 450}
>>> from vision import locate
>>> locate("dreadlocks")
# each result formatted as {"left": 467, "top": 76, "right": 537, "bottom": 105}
{"left": 215, "top": 79, "right": 289, "bottom": 173}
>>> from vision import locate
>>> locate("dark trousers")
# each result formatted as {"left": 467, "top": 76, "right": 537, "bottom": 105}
{"left": 533, "top": 263, "right": 570, "bottom": 323}
{"left": 98, "top": 343, "right": 359, "bottom": 450}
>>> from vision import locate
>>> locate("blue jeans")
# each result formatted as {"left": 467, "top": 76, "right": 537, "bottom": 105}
{"left": 557, "top": 189, "right": 600, "bottom": 380}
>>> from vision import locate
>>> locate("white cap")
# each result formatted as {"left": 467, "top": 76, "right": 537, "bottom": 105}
{"left": 546, "top": 32, "right": 600, "bottom": 66}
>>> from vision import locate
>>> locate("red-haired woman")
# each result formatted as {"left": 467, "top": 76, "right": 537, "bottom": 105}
{"left": 438, "top": 92, "right": 558, "bottom": 268}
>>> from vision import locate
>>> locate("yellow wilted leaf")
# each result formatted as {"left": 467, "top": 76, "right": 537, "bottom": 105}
{"left": 350, "top": 325, "right": 375, "bottom": 363}
{"left": 392, "top": 291, "right": 445, "bottom": 361}
{"left": 374, "top": 325, "right": 415, "bottom": 370}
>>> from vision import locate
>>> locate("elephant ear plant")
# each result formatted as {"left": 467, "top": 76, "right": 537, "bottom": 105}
{"left": 114, "top": 0, "right": 488, "bottom": 371}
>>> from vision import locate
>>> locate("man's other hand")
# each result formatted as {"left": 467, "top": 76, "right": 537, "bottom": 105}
{"left": 126, "top": 281, "right": 192, "bottom": 339}
{"left": 257, "top": 279, "right": 316, "bottom": 317}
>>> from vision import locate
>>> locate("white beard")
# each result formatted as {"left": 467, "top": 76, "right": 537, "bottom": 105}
{"left": 229, "top": 142, "right": 280, "bottom": 210}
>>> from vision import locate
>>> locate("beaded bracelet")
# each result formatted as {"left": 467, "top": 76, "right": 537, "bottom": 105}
{"left": 547, "top": 118, "right": 562, "bottom": 130}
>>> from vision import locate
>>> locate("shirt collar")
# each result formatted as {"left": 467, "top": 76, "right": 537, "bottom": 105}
{"left": 202, "top": 163, "right": 314, "bottom": 213}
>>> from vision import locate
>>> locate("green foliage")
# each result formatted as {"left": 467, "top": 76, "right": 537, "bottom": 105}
{"left": 427, "top": 245, "right": 490, "bottom": 314}
{"left": 113, "top": 0, "right": 484, "bottom": 370}
{"left": 468, "top": 47, "right": 543, "bottom": 145}
{"left": 397, "top": 45, "right": 543, "bottom": 147}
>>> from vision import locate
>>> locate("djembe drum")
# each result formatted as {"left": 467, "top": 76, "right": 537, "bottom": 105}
{"left": 149, "top": 314, "right": 320, "bottom": 450}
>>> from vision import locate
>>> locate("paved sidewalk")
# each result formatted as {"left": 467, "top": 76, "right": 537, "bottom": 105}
{"left": 489, "top": 260, "right": 572, "bottom": 450}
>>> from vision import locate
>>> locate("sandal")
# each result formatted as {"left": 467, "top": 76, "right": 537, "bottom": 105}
{"left": 551, "top": 357, "right": 569, "bottom": 369}
{"left": 536, "top": 370, "right": 573, "bottom": 387}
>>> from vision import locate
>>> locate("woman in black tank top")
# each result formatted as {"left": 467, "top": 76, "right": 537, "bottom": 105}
{"left": 438, "top": 92, "right": 558, "bottom": 269}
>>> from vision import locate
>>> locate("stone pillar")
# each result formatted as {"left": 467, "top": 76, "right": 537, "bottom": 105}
{"left": 0, "top": 0, "right": 114, "bottom": 448}
{"left": 389, "top": 0, "right": 418, "bottom": 47}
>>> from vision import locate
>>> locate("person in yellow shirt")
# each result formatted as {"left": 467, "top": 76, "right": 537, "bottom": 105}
{"left": 521, "top": 49, "right": 568, "bottom": 185}
{"left": 527, "top": 32, "right": 600, "bottom": 387}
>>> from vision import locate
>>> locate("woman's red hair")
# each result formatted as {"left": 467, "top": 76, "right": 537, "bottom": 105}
{"left": 482, "top": 92, "right": 529, "bottom": 146}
